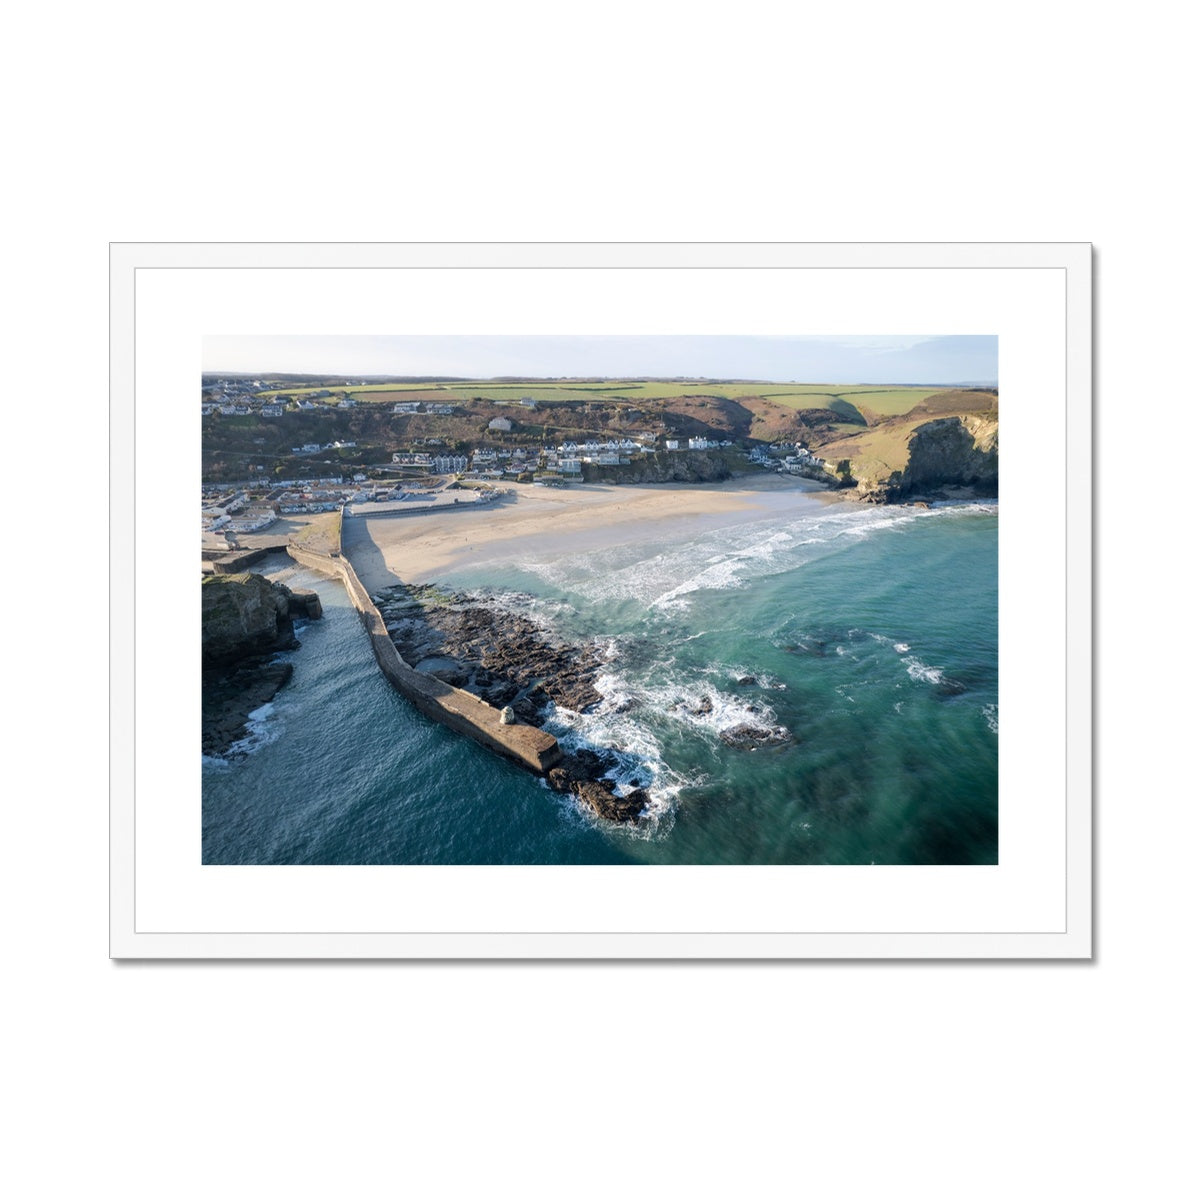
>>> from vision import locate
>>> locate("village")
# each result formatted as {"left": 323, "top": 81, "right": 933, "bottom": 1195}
{"left": 201, "top": 434, "right": 831, "bottom": 548}
{"left": 200, "top": 377, "right": 838, "bottom": 553}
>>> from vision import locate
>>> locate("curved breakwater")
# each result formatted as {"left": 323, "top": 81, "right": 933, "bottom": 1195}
{"left": 285, "top": 542, "right": 561, "bottom": 774}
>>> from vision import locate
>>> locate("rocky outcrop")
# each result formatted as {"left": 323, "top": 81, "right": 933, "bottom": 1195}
{"left": 201, "top": 573, "right": 322, "bottom": 756}
{"left": 202, "top": 661, "right": 293, "bottom": 757}
{"left": 718, "top": 722, "right": 792, "bottom": 749}
{"left": 374, "top": 584, "right": 652, "bottom": 823}
{"left": 901, "top": 415, "right": 998, "bottom": 496}
{"left": 855, "top": 415, "right": 999, "bottom": 503}
{"left": 580, "top": 450, "right": 735, "bottom": 485}
{"left": 374, "top": 585, "right": 605, "bottom": 718}
{"left": 547, "top": 750, "right": 649, "bottom": 824}
{"left": 202, "top": 573, "right": 321, "bottom": 667}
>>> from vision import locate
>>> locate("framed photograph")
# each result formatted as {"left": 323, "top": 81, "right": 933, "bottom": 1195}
{"left": 110, "top": 242, "right": 1092, "bottom": 958}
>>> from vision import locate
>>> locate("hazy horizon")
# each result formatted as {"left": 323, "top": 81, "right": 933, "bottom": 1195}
{"left": 202, "top": 334, "right": 998, "bottom": 386}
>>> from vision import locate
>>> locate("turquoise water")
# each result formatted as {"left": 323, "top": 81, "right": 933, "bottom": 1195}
{"left": 202, "top": 497, "right": 998, "bottom": 865}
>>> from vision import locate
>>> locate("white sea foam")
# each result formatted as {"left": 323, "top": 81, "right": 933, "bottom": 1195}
{"left": 894, "top": 642, "right": 911, "bottom": 653}
{"left": 540, "top": 654, "right": 787, "bottom": 836}
{"left": 226, "top": 700, "right": 285, "bottom": 756}
{"left": 542, "top": 694, "right": 691, "bottom": 839}
{"left": 902, "top": 655, "right": 946, "bottom": 686}
{"left": 520, "top": 512, "right": 891, "bottom": 611}
{"left": 982, "top": 704, "right": 999, "bottom": 734}
{"left": 704, "top": 663, "right": 785, "bottom": 690}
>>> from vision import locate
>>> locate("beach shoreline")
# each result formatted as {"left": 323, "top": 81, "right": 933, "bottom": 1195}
{"left": 342, "top": 473, "right": 837, "bottom": 593}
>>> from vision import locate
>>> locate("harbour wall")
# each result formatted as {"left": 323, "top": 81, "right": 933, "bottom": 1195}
{"left": 206, "top": 545, "right": 290, "bottom": 573}
{"left": 286, "top": 543, "right": 562, "bottom": 775}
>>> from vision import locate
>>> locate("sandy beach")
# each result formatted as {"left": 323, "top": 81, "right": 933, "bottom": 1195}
{"left": 342, "top": 473, "right": 833, "bottom": 594}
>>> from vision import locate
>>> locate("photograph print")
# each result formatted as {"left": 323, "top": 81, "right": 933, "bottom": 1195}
{"left": 200, "top": 333, "right": 999, "bottom": 867}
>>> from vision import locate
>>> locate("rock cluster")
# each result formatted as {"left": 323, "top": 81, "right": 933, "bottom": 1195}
{"left": 202, "top": 572, "right": 321, "bottom": 667}
{"left": 853, "top": 415, "right": 999, "bottom": 504}
{"left": 580, "top": 450, "right": 733, "bottom": 485}
{"left": 374, "top": 585, "right": 654, "bottom": 823}
{"left": 201, "top": 572, "right": 322, "bottom": 756}
{"left": 374, "top": 586, "right": 605, "bottom": 719}
{"left": 202, "top": 661, "right": 293, "bottom": 757}
{"left": 718, "top": 723, "right": 792, "bottom": 749}
{"left": 546, "top": 749, "right": 649, "bottom": 824}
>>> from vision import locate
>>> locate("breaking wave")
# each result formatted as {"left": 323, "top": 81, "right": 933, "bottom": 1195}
{"left": 514, "top": 503, "right": 962, "bottom": 613}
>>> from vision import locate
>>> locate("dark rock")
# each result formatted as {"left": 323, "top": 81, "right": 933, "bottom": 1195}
{"left": 377, "top": 583, "right": 606, "bottom": 717}
{"left": 547, "top": 767, "right": 573, "bottom": 793}
{"left": 288, "top": 589, "right": 323, "bottom": 619}
{"left": 202, "top": 660, "right": 293, "bottom": 757}
{"left": 202, "top": 572, "right": 318, "bottom": 668}
{"left": 569, "top": 779, "right": 648, "bottom": 824}
{"left": 735, "top": 675, "right": 757, "bottom": 686}
{"left": 719, "top": 723, "right": 792, "bottom": 749}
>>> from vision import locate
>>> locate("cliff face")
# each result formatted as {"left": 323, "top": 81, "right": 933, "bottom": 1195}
{"left": 580, "top": 450, "right": 734, "bottom": 485}
{"left": 201, "top": 573, "right": 321, "bottom": 668}
{"left": 855, "top": 416, "right": 998, "bottom": 503}
{"left": 902, "top": 415, "right": 998, "bottom": 495}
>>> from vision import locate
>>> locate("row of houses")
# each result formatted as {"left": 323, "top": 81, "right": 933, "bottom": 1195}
{"left": 203, "top": 387, "right": 361, "bottom": 417}
{"left": 200, "top": 503, "right": 276, "bottom": 535}
{"left": 289, "top": 440, "right": 357, "bottom": 455}
{"left": 393, "top": 402, "right": 458, "bottom": 415}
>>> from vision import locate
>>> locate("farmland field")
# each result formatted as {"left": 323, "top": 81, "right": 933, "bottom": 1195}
{"left": 253, "top": 379, "right": 946, "bottom": 418}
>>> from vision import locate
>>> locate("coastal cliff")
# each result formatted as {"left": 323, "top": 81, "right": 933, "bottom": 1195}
{"left": 832, "top": 415, "right": 998, "bottom": 504}
{"left": 201, "top": 572, "right": 322, "bottom": 756}
{"left": 202, "top": 572, "right": 321, "bottom": 667}
{"left": 580, "top": 449, "right": 737, "bottom": 485}
{"left": 899, "top": 414, "right": 998, "bottom": 498}
{"left": 812, "top": 389, "right": 998, "bottom": 505}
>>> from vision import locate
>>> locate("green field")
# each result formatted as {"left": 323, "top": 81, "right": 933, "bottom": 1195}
{"left": 254, "top": 379, "right": 946, "bottom": 418}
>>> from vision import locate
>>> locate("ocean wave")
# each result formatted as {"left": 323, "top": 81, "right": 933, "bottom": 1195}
{"left": 538, "top": 654, "right": 791, "bottom": 836}
{"left": 225, "top": 700, "right": 286, "bottom": 757}
{"left": 901, "top": 655, "right": 969, "bottom": 697}
{"left": 902, "top": 655, "right": 945, "bottom": 686}
{"left": 541, "top": 693, "right": 691, "bottom": 840}
{"left": 982, "top": 704, "right": 999, "bottom": 734}
{"left": 504, "top": 501, "right": 991, "bottom": 618}
{"left": 518, "top": 512, "right": 894, "bottom": 611}
{"left": 702, "top": 662, "right": 786, "bottom": 690}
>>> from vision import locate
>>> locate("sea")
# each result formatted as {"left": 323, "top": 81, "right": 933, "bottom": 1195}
{"left": 202, "top": 493, "right": 998, "bottom": 865}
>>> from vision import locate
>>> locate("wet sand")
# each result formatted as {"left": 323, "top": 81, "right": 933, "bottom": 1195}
{"left": 342, "top": 474, "right": 832, "bottom": 593}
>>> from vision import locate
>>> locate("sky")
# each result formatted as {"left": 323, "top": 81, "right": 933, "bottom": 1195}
{"left": 201, "top": 334, "right": 998, "bottom": 385}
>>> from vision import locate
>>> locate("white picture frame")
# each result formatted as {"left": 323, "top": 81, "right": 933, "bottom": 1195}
{"left": 110, "top": 241, "right": 1092, "bottom": 959}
